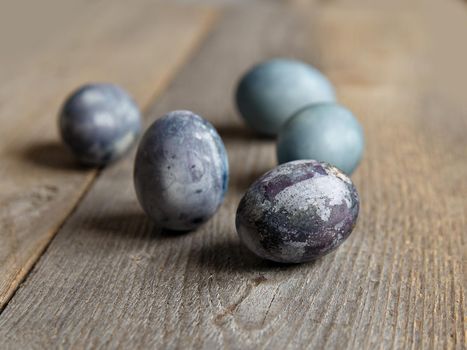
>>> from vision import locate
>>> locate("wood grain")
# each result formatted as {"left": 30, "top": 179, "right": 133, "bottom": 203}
{"left": 0, "top": 0, "right": 465, "bottom": 349}
{"left": 0, "top": 0, "right": 217, "bottom": 309}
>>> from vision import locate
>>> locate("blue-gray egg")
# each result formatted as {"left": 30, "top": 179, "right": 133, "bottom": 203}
{"left": 277, "top": 103, "right": 364, "bottom": 175}
{"left": 59, "top": 83, "right": 142, "bottom": 166}
{"left": 236, "top": 58, "right": 336, "bottom": 135}
{"left": 236, "top": 160, "right": 359, "bottom": 263}
{"left": 134, "top": 110, "right": 229, "bottom": 231}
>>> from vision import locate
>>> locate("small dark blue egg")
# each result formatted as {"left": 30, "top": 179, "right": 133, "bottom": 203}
{"left": 236, "top": 160, "right": 359, "bottom": 263}
{"left": 134, "top": 110, "right": 229, "bottom": 231}
{"left": 59, "top": 83, "right": 141, "bottom": 166}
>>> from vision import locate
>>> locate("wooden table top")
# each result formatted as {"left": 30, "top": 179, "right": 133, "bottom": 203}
{"left": 0, "top": 0, "right": 465, "bottom": 348}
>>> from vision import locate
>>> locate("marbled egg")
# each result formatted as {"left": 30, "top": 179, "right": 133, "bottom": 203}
{"left": 235, "top": 58, "right": 336, "bottom": 135}
{"left": 134, "top": 111, "right": 229, "bottom": 231}
{"left": 59, "top": 83, "right": 141, "bottom": 166}
{"left": 277, "top": 103, "right": 364, "bottom": 175}
{"left": 236, "top": 160, "right": 359, "bottom": 263}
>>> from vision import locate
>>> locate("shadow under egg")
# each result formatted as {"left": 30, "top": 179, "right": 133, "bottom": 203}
{"left": 20, "top": 141, "right": 92, "bottom": 171}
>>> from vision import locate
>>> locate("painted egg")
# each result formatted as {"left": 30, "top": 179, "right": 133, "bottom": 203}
{"left": 235, "top": 58, "right": 335, "bottom": 136}
{"left": 134, "top": 110, "right": 229, "bottom": 231}
{"left": 277, "top": 103, "right": 364, "bottom": 175}
{"left": 59, "top": 83, "right": 141, "bottom": 166}
{"left": 236, "top": 160, "right": 359, "bottom": 263}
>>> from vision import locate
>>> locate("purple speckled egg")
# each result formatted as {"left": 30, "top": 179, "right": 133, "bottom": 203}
{"left": 236, "top": 160, "right": 359, "bottom": 263}
{"left": 134, "top": 110, "right": 229, "bottom": 231}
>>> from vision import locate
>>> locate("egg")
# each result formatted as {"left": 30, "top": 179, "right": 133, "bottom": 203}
{"left": 236, "top": 160, "right": 359, "bottom": 263}
{"left": 235, "top": 58, "right": 335, "bottom": 136}
{"left": 134, "top": 110, "right": 229, "bottom": 231}
{"left": 277, "top": 103, "right": 364, "bottom": 175}
{"left": 59, "top": 83, "right": 141, "bottom": 166}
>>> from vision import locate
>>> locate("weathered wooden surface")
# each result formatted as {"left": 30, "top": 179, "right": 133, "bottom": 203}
{"left": 0, "top": 0, "right": 217, "bottom": 309}
{"left": 0, "top": 0, "right": 465, "bottom": 349}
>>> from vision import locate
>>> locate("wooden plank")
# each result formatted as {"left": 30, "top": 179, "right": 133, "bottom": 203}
{"left": 0, "top": 0, "right": 217, "bottom": 309}
{"left": 1, "top": 0, "right": 465, "bottom": 349}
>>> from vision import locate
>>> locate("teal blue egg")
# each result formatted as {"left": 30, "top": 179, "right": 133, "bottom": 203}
{"left": 277, "top": 103, "right": 364, "bottom": 175}
{"left": 236, "top": 58, "right": 335, "bottom": 135}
